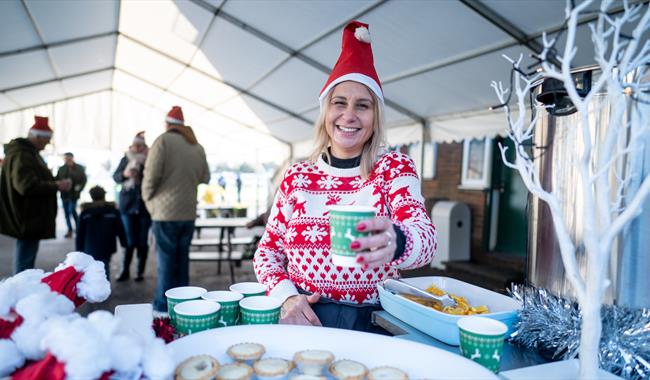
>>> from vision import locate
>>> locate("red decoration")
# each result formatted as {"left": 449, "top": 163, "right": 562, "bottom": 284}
{"left": 0, "top": 313, "right": 23, "bottom": 339}
{"left": 152, "top": 317, "right": 175, "bottom": 343}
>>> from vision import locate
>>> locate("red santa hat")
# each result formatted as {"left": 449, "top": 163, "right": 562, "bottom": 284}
{"left": 133, "top": 131, "right": 145, "bottom": 144}
{"left": 41, "top": 252, "right": 111, "bottom": 308}
{"left": 319, "top": 21, "right": 383, "bottom": 108}
{"left": 28, "top": 116, "right": 53, "bottom": 138}
{"left": 165, "top": 106, "right": 185, "bottom": 126}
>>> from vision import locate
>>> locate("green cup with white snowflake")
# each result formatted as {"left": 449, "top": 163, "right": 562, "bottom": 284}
{"left": 239, "top": 296, "right": 282, "bottom": 325}
{"left": 173, "top": 299, "right": 221, "bottom": 335}
{"left": 229, "top": 282, "right": 267, "bottom": 297}
{"left": 202, "top": 290, "right": 244, "bottom": 327}
{"left": 328, "top": 205, "right": 376, "bottom": 267}
{"left": 165, "top": 286, "right": 207, "bottom": 327}
{"left": 457, "top": 316, "right": 508, "bottom": 373}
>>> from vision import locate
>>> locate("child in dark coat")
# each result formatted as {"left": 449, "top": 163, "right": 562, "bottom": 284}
{"left": 76, "top": 186, "right": 127, "bottom": 279}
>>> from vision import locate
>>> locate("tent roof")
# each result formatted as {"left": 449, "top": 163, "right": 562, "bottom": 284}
{"left": 0, "top": 0, "right": 627, "bottom": 155}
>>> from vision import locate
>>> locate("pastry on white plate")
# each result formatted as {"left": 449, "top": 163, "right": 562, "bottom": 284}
{"left": 226, "top": 342, "right": 265, "bottom": 364}
{"left": 175, "top": 354, "right": 219, "bottom": 380}
{"left": 289, "top": 375, "right": 327, "bottom": 380}
{"left": 215, "top": 362, "right": 254, "bottom": 380}
{"left": 329, "top": 359, "right": 368, "bottom": 380}
{"left": 293, "top": 349, "right": 334, "bottom": 376}
{"left": 253, "top": 357, "right": 293, "bottom": 380}
{"left": 368, "top": 366, "right": 409, "bottom": 380}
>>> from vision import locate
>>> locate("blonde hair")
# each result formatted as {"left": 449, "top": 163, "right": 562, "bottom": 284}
{"left": 309, "top": 84, "right": 386, "bottom": 179}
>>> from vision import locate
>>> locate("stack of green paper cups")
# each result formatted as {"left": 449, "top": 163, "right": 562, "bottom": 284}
{"left": 328, "top": 205, "right": 376, "bottom": 267}
{"left": 457, "top": 316, "right": 508, "bottom": 373}
{"left": 202, "top": 290, "right": 244, "bottom": 327}
{"left": 239, "top": 296, "right": 282, "bottom": 325}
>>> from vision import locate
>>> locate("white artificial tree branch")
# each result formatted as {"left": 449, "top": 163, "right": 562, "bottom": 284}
{"left": 493, "top": 1, "right": 650, "bottom": 378}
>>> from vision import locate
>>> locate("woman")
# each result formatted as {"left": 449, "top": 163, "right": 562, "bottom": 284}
{"left": 253, "top": 21, "right": 437, "bottom": 332}
{"left": 113, "top": 131, "right": 152, "bottom": 282}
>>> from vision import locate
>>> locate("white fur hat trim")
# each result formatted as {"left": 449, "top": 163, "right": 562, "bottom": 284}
{"left": 0, "top": 339, "right": 25, "bottom": 377}
{"left": 56, "top": 252, "right": 111, "bottom": 303}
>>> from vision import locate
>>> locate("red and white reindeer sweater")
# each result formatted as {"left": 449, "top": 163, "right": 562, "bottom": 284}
{"left": 254, "top": 151, "right": 437, "bottom": 304}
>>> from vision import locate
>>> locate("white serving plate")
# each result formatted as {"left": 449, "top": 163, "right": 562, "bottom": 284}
{"left": 169, "top": 324, "right": 498, "bottom": 379}
{"left": 378, "top": 276, "right": 521, "bottom": 345}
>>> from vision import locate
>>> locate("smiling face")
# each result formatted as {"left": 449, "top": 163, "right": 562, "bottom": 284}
{"left": 325, "top": 81, "right": 376, "bottom": 159}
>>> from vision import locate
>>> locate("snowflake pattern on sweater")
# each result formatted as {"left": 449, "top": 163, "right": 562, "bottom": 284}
{"left": 253, "top": 151, "right": 437, "bottom": 304}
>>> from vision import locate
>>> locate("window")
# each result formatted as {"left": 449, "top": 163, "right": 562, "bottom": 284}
{"left": 423, "top": 141, "right": 437, "bottom": 179}
{"left": 460, "top": 137, "right": 493, "bottom": 190}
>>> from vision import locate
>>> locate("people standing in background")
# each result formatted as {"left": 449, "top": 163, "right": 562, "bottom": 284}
{"left": 218, "top": 174, "right": 226, "bottom": 202}
{"left": 113, "top": 131, "right": 151, "bottom": 282}
{"left": 55, "top": 152, "right": 87, "bottom": 238}
{"left": 236, "top": 173, "right": 242, "bottom": 203}
{"left": 0, "top": 116, "right": 72, "bottom": 273}
{"left": 142, "top": 106, "right": 210, "bottom": 313}
{"left": 76, "top": 186, "right": 127, "bottom": 279}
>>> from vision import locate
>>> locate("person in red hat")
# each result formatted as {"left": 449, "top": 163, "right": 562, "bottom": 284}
{"left": 0, "top": 116, "right": 72, "bottom": 274}
{"left": 112, "top": 131, "right": 151, "bottom": 282}
{"left": 252, "top": 21, "right": 437, "bottom": 332}
{"left": 142, "top": 106, "right": 210, "bottom": 313}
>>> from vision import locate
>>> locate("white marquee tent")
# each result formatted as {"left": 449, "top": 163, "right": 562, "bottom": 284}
{"left": 0, "top": 0, "right": 627, "bottom": 165}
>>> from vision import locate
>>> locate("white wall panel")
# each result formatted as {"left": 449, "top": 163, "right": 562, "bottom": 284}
{"left": 6, "top": 81, "right": 64, "bottom": 108}
{"left": 50, "top": 35, "right": 116, "bottom": 77}
{"left": 25, "top": 0, "right": 117, "bottom": 43}
{"left": 115, "top": 36, "right": 186, "bottom": 89}
{"left": 190, "top": 18, "right": 288, "bottom": 88}
{"left": 0, "top": 0, "right": 40, "bottom": 53}
{"left": 0, "top": 50, "right": 55, "bottom": 90}
{"left": 120, "top": 0, "right": 212, "bottom": 62}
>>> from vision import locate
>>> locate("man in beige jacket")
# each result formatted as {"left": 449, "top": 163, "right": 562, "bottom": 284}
{"left": 142, "top": 106, "right": 210, "bottom": 312}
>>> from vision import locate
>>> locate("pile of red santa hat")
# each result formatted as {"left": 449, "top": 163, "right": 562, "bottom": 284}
{"left": 0, "top": 252, "right": 173, "bottom": 379}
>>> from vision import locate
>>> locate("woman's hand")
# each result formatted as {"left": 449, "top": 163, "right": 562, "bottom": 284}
{"left": 280, "top": 292, "right": 322, "bottom": 326}
{"left": 351, "top": 217, "right": 396, "bottom": 270}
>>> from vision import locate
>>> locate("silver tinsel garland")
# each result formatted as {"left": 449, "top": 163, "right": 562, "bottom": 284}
{"left": 508, "top": 284, "right": 650, "bottom": 380}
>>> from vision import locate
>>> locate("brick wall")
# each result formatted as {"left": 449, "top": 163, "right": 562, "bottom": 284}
{"left": 421, "top": 142, "right": 488, "bottom": 259}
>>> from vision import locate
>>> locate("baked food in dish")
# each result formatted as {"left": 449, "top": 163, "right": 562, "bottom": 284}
{"left": 175, "top": 354, "right": 220, "bottom": 380}
{"left": 253, "top": 357, "right": 293, "bottom": 379}
{"left": 293, "top": 349, "right": 334, "bottom": 375}
{"left": 226, "top": 342, "right": 266, "bottom": 363}
{"left": 215, "top": 362, "right": 254, "bottom": 380}
{"left": 329, "top": 359, "right": 368, "bottom": 380}
{"left": 368, "top": 366, "right": 409, "bottom": 380}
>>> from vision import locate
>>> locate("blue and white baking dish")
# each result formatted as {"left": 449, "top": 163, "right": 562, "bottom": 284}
{"left": 378, "top": 276, "right": 521, "bottom": 345}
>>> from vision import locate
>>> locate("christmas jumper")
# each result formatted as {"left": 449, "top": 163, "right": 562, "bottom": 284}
{"left": 253, "top": 151, "right": 437, "bottom": 305}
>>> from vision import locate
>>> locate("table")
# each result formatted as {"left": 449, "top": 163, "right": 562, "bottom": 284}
{"left": 372, "top": 311, "right": 547, "bottom": 375}
{"left": 192, "top": 218, "right": 253, "bottom": 283}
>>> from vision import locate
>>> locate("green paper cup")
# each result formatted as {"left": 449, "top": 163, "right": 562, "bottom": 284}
{"left": 239, "top": 296, "right": 282, "bottom": 325}
{"left": 173, "top": 299, "right": 221, "bottom": 335}
{"left": 202, "top": 290, "right": 244, "bottom": 327}
{"left": 328, "top": 205, "right": 376, "bottom": 267}
{"left": 230, "top": 282, "right": 267, "bottom": 297}
{"left": 457, "top": 316, "right": 508, "bottom": 373}
{"left": 165, "top": 286, "right": 206, "bottom": 326}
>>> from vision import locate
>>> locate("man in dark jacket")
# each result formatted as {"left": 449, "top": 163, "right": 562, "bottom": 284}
{"left": 76, "top": 186, "right": 127, "bottom": 279}
{"left": 56, "top": 152, "right": 87, "bottom": 239}
{"left": 0, "top": 116, "right": 71, "bottom": 274}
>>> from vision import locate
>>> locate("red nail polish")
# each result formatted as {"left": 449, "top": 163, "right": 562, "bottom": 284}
{"left": 357, "top": 223, "right": 367, "bottom": 231}
{"left": 362, "top": 264, "right": 369, "bottom": 271}
{"left": 356, "top": 255, "right": 364, "bottom": 263}
{"left": 350, "top": 241, "right": 361, "bottom": 250}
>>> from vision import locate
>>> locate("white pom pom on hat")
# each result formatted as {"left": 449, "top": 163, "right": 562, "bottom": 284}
{"left": 319, "top": 21, "right": 383, "bottom": 108}
{"left": 0, "top": 339, "right": 25, "bottom": 377}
